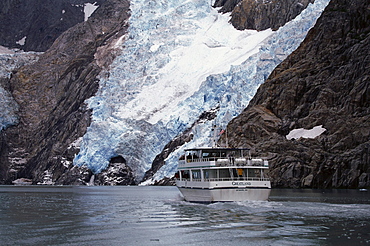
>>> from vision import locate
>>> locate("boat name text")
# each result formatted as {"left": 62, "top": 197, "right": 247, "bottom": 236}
{"left": 232, "top": 181, "right": 251, "bottom": 186}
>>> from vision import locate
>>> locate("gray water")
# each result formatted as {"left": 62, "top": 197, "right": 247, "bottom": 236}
{"left": 0, "top": 186, "right": 369, "bottom": 246}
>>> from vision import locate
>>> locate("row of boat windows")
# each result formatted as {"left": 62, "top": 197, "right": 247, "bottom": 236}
{"left": 180, "top": 150, "right": 249, "bottom": 161}
{"left": 177, "top": 168, "right": 266, "bottom": 181}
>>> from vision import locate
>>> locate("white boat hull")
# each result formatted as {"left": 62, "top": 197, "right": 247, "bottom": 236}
{"left": 178, "top": 187, "right": 271, "bottom": 202}
{"left": 176, "top": 147, "right": 271, "bottom": 202}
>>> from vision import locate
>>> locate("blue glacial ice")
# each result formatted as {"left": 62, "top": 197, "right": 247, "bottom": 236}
{"left": 74, "top": 0, "right": 330, "bottom": 181}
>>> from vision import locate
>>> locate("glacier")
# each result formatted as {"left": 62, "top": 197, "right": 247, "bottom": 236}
{"left": 74, "top": 0, "right": 330, "bottom": 182}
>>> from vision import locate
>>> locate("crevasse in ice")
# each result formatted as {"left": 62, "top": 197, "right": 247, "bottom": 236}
{"left": 74, "top": 0, "right": 330, "bottom": 181}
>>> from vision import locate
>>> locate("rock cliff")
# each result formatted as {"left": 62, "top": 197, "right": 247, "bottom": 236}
{"left": 223, "top": 0, "right": 370, "bottom": 188}
{"left": 213, "top": 0, "right": 314, "bottom": 31}
{"left": 0, "top": 0, "right": 130, "bottom": 185}
{"left": 0, "top": 0, "right": 106, "bottom": 52}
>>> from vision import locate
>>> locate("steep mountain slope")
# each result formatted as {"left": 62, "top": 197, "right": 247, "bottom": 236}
{"left": 214, "top": 0, "right": 314, "bottom": 31}
{"left": 0, "top": 0, "right": 105, "bottom": 52}
{"left": 224, "top": 0, "right": 370, "bottom": 188}
{"left": 0, "top": 0, "right": 130, "bottom": 184}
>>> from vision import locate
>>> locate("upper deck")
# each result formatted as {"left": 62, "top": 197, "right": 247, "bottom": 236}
{"left": 178, "top": 147, "right": 268, "bottom": 169}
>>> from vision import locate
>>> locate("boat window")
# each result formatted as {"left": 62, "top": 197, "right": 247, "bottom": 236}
{"left": 186, "top": 151, "right": 199, "bottom": 162}
{"left": 247, "top": 169, "right": 261, "bottom": 178}
{"left": 181, "top": 170, "right": 190, "bottom": 180}
{"left": 201, "top": 150, "right": 227, "bottom": 158}
{"left": 203, "top": 169, "right": 217, "bottom": 180}
{"left": 219, "top": 169, "right": 231, "bottom": 179}
{"left": 191, "top": 170, "right": 201, "bottom": 181}
{"left": 202, "top": 152, "right": 210, "bottom": 158}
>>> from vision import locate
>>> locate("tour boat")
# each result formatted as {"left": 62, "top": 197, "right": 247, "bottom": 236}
{"left": 175, "top": 147, "right": 271, "bottom": 202}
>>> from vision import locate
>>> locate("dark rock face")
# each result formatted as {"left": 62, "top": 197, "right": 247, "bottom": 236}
{"left": 152, "top": 176, "right": 176, "bottom": 186}
{"left": 0, "top": 0, "right": 106, "bottom": 52}
{"left": 0, "top": 0, "right": 130, "bottom": 185}
{"left": 214, "top": 0, "right": 314, "bottom": 31}
{"left": 213, "top": 0, "right": 243, "bottom": 13}
{"left": 94, "top": 156, "right": 136, "bottom": 185}
{"left": 223, "top": 0, "right": 370, "bottom": 188}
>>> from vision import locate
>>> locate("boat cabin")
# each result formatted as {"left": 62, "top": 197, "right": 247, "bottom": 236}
{"left": 177, "top": 147, "right": 269, "bottom": 183}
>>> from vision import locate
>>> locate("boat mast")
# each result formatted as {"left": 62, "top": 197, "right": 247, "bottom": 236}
{"left": 212, "top": 123, "right": 217, "bottom": 147}
{"left": 211, "top": 122, "right": 230, "bottom": 148}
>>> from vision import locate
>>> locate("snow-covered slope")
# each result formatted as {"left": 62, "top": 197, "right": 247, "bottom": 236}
{"left": 74, "top": 0, "right": 330, "bottom": 181}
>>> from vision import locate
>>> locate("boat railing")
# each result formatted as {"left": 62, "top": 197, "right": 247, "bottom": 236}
{"left": 177, "top": 177, "right": 270, "bottom": 182}
{"left": 204, "top": 177, "right": 270, "bottom": 182}
{"left": 185, "top": 157, "right": 218, "bottom": 163}
{"left": 181, "top": 157, "right": 268, "bottom": 167}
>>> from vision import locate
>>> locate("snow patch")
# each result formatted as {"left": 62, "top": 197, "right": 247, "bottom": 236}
{"left": 286, "top": 125, "right": 326, "bottom": 140}
{"left": 68, "top": 137, "right": 83, "bottom": 149}
{"left": 61, "top": 157, "right": 72, "bottom": 168}
{"left": 113, "top": 35, "right": 126, "bottom": 49}
{"left": 0, "top": 46, "right": 15, "bottom": 55}
{"left": 84, "top": 2, "right": 99, "bottom": 21}
{"left": 114, "top": 10, "right": 273, "bottom": 125}
{"left": 16, "top": 36, "right": 26, "bottom": 46}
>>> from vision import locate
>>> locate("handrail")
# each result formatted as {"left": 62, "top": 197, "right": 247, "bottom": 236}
{"left": 177, "top": 177, "right": 270, "bottom": 182}
{"left": 179, "top": 157, "right": 268, "bottom": 167}
{"left": 204, "top": 177, "right": 270, "bottom": 182}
